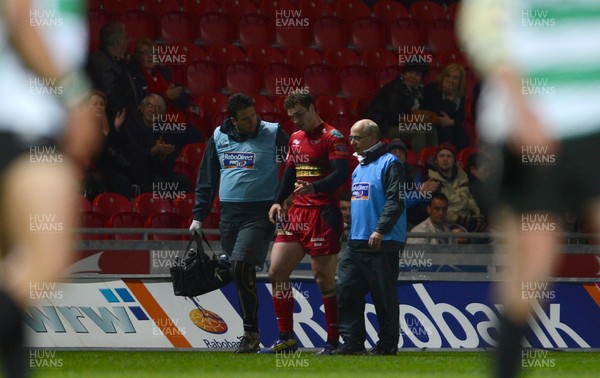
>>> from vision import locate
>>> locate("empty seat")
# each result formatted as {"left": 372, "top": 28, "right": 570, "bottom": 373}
{"left": 159, "top": 11, "right": 194, "bottom": 44}
{"left": 104, "top": 0, "right": 142, "bottom": 19}
{"left": 207, "top": 43, "right": 246, "bottom": 66}
{"left": 334, "top": 0, "right": 371, "bottom": 23}
{"left": 224, "top": 62, "right": 261, "bottom": 95}
{"left": 144, "top": 0, "right": 182, "bottom": 21}
{"left": 133, "top": 193, "right": 174, "bottom": 217}
{"left": 180, "top": 142, "right": 208, "bottom": 168}
{"left": 221, "top": 0, "right": 258, "bottom": 23}
{"left": 315, "top": 95, "right": 352, "bottom": 121}
{"left": 303, "top": 64, "right": 338, "bottom": 97}
{"left": 186, "top": 61, "right": 222, "bottom": 97}
{"left": 377, "top": 66, "right": 401, "bottom": 88}
{"left": 409, "top": 0, "right": 447, "bottom": 24}
{"left": 173, "top": 195, "right": 196, "bottom": 218}
{"left": 253, "top": 94, "right": 277, "bottom": 114}
{"left": 145, "top": 212, "right": 186, "bottom": 240}
{"left": 323, "top": 48, "right": 360, "bottom": 71}
{"left": 286, "top": 46, "right": 323, "bottom": 73}
{"left": 238, "top": 13, "right": 274, "bottom": 49}
{"left": 88, "top": 10, "right": 108, "bottom": 53}
{"left": 259, "top": 0, "right": 295, "bottom": 20}
{"left": 78, "top": 211, "right": 108, "bottom": 240}
{"left": 107, "top": 212, "right": 147, "bottom": 240}
{"left": 389, "top": 18, "right": 425, "bottom": 51}
{"left": 182, "top": 0, "right": 220, "bottom": 17}
{"left": 312, "top": 16, "right": 347, "bottom": 51}
{"left": 298, "top": 0, "right": 334, "bottom": 20}
{"left": 361, "top": 48, "right": 399, "bottom": 71}
{"left": 198, "top": 12, "right": 235, "bottom": 48}
{"left": 350, "top": 17, "right": 386, "bottom": 53}
{"left": 247, "top": 44, "right": 285, "bottom": 68}
{"left": 371, "top": 0, "right": 409, "bottom": 27}
{"left": 262, "top": 63, "right": 299, "bottom": 99}
{"left": 427, "top": 19, "right": 458, "bottom": 54}
{"left": 119, "top": 11, "right": 156, "bottom": 53}
{"left": 92, "top": 192, "right": 133, "bottom": 218}
{"left": 275, "top": 26, "right": 311, "bottom": 51}
{"left": 338, "top": 65, "right": 376, "bottom": 101}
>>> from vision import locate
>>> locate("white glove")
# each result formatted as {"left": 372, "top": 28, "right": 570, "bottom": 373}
{"left": 189, "top": 220, "right": 202, "bottom": 233}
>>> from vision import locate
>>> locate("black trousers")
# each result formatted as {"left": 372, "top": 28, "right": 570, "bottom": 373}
{"left": 337, "top": 243, "right": 402, "bottom": 349}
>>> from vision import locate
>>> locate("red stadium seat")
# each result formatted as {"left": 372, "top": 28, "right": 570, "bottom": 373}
{"left": 119, "top": 11, "right": 156, "bottom": 53}
{"left": 92, "top": 192, "right": 133, "bottom": 218}
{"left": 435, "top": 50, "right": 469, "bottom": 69}
{"left": 298, "top": 0, "right": 334, "bottom": 20}
{"left": 323, "top": 48, "right": 361, "bottom": 71}
{"left": 180, "top": 142, "right": 208, "bottom": 168}
{"left": 312, "top": 16, "right": 347, "bottom": 51}
{"left": 447, "top": 2, "right": 460, "bottom": 21}
{"left": 238, "top": 14, "right": 274, "bottom": 50}
{"left": 377, "top": 66, "right": 401, "bottom": 88}
{"left": 252, "top": 94, "right": 277, "bottom": 114}
{"left": 371, "top": 0, "right": 409, "bottom": 27}
{"left": 275, "top": 26, "right": 311, "bottom": 52}
{"left": 247, "top": 45, "right": 285, "bottom": 68}
{"left": 186, "top": 61, "right": 222, "bottom": 97}
{"left": 418, "top": 146, "right": 438, "bottom": 167}
{"left": 350, "top": 18, "right": 386, "bottom": 54}
{"left": 457, "top": 147, "right": 480, "bottom": 170}
{"left": 224, "top": 62, "right": 261, "bottom": 95}
{"left": 198, "top": 12, "right": 235, "bottom": 48}
{"left": 315, "top": 95, "right": 352, "bottom": 121}
{"left": 173, "top": 195, "right": 196, "bottom": 218}
{"left": 196, "top": 93, "right": 228, "bottom": 122}
{"left": 338, "top": 65, "right": 376, "bottom": 101}
{"left": 260, "top": 112, "right": 288, "bottom": 128}
{"left": 328, "top": 115, "right": 356, "bottom": 137}
{"left": 208, "top": 43, "right": 246, "bottom": 66}
{"left": 145, "top": 212, "right": 186, "bottom": 240}
{"left": 88, "top": 10, "right": 108, "bottom": 53}
{"left": 133, "top": 193, "right": 174, "bottom": 217}
{"left": 389, "top": 18, "right": 426, "bottom": 51}
{"left": 107, "top": 212, "right": 147, "bottom": 240}
{"left": 159, "top": 11, "right": 194, "bottom": 44}
{"left": 259, "top": 0, "right": 294, "bottom": 20}
{"left": 104, "top": 0, "right": 142, "bottom": 19}
{"left": 170, "top": 41, "right": 206, "bottom": 64}
{"left": 427, "top": 19, "right": 459, "bottom": 54}
{"left": 77, "top": 194, "right": 93, "bottom": 213}
{"left": 361, "top": 48, "right": 399, "bottom": 71}
{"left": 334, "top": 0, "right": 371, "bottom": 23}
{"left": 88, "top": 0, "right": 103, "bottom": 12}
{"left": 409, "top": 0, "right": 447, "bottom": 24}
{"left": 221, "top": 0, "right": 258, "bottom": 23}
{"left": 78, "top": 211, "right": 108, "bottom": 240}
{"left": 182, "top": 0, "right": 220, "bottom": 17}
{"left": 174, "top": 160, "right": 196, "bottom": 184}
{"left": 286, "top": 46, "right": 323, "bottom": 73}
{"left": 351, "top": 97, "right": 371, "bottom": 118}
{"left": 303, "top": 64, "right": 338, "bottom": 97}
{"left": 145, "top": 0, "right": 182, "bottom": 21}
{"left": 262, "top": 63, "right": 299, "bottom": 99}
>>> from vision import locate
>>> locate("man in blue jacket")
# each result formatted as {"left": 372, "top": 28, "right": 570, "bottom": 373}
{"left": 335, "top": 119, "right": 406, "bottom": 355}
{"left": 189, "top": 93, "right": 289, "bottom": 353}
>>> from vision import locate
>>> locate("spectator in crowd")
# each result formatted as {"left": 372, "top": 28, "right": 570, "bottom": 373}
{"left": 426, "top": 143, "right": 485, "bottom": 231}
{"left": 0, "top": 0, "right": 100, "bottom": 376}
{"left": 119, "top": 94, "right": 191, "bottom": 194}
{"left": 87, "top": 21, "right": 127, "bottom": 98}
{"left": 335, "top": 119, "right": 405, "bottom": 355}
{"left": 127, "top": 39, "right": 189, "bottom": 113}
{"left": 459, "top": 1, "right": 600, "bottom": 376}
{"left": 422, "top": 63, "right": 469, "bottom": 151}
{"left": 260, "top": 92, "right": 349, "bottom": 355}
{"left": 84, "top": 90, "right": 132, "bottom": 198}
{"left": 190, "top": 93, "right": 289, "bottom": 353}
{"left": 339, "top": 190, "right": 351, "bottom": 242}
{"left": 364, "top": 63, "right": 437, "bottom": 154}
{"left": 407, "top": 193, "right": 468, "bottom": 244}
{"left": 465, "top": 152, "right": 492, "bottom": 220}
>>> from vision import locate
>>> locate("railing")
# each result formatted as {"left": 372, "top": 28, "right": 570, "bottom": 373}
{"left": 71, "top": 228, "right": 600, "bottom": 283}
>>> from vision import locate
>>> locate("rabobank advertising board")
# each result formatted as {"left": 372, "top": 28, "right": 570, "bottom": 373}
{"left": 26, "top": 280, "right": 600, "bottom": 349}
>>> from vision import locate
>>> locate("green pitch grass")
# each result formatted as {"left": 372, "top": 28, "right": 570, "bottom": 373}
{"left": 30, "top": 350, "right": 600, "bottom": 378}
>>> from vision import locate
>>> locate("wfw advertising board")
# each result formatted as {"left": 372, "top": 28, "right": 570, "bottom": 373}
{"left": 26, "top": 280, "right": 600, "bottom": 349}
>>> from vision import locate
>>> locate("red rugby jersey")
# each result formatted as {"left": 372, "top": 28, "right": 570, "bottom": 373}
{"left": 286, "top": 122, "right": 349, "bottom": 207}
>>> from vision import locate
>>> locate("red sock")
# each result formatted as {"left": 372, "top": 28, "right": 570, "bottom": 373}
{"left": 273, "top": 288, "right": 294, "bottom": 335}
{"left": 323, "top": 295, "right": 339, "bottom": 342}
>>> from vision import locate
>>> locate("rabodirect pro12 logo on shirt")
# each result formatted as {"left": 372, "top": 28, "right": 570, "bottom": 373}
{"left": 223, "top": 152, "right": 255, "bottom": 169}
{"left": 351, "top": 182, "right": 370, "bottom": 200}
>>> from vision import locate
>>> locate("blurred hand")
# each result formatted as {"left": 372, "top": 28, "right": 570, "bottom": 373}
{"left": 165, "top": 84, "right": 184, "bottom": 100}
{"left": 423, "top": 179, "right": 441, "bottom": 192}
{"left": 114, "top": 108, "right": 126, "bottom": 131}
{"left": 437, "top": 112, "right": 455, "bottom": 127}
{"left": 268, "top": 203, "right": 282, "bottom": 224}
{"left": 294, "top": 180, "right": 314, "bottom": 196}
{"left": 368, "top": 231, "right": 383, "bottom": 250}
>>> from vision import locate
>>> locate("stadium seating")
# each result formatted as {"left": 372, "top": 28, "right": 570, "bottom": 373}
{"left": 377, "top": 66, "right": 401, "bottom": 88}
{"left": 275, "top": 26, "right": 311, "bottom": 52}
{"left": 221, "top": 0, "right": 258, "bottom": 23}
{"left": 78, "top": 194, "right": 93, "bottom": 213}
{"left": 133, "top": 193, "right": 174, "bottom": 217}
{"left": 303, "top": 64, "right": 338, "bottom": 97}
{"left": 180, "top": 142, "right": 207, "bottom": 169}
{"left": 103, "top": 0, "right": 141, "bottom": 19}
{"left": 88, "top": 10, "right": 108, "bottom": 53}
{"left": 107, "top": 211, "right": 147, "bottom": 240}
{"left": 92, "top": 192, "right": 133, "bottom": 218}
{"left": 198, "top": 12, "right": 235, "bottom": 48}
{"left": 312, "top": 16, "right": 347, "bottom": 51}
{"left": 252, "top": 94, "right": 277, "bottom": 114}
{"left": 418, "top": 146, "right": 438, "bottom": 167}
{"left": 144, "top": 0, "right": 182, "bottom": 21}
{"left": 207, "top": 43, "right": 246, "bottom": 66}
{"left": 361, "top": 48, "right": 399, "bottom": 71}
{"left": 78, "top": 211, "right": 108, "bottom": 240}
{"left": 323, "top": 48, "right": 361, "bottom": 71}
{"left": 338, "top": 65, "right": 376, "bottom": 101}
{"left": 371, "top": 0, "right": 409, "bottom": 27}
{"left": 286, "top": 46, "right": 323, "bottom": 73}
{"left": 145, "top": 212, "right": 187, "bottom": 240}
{"left": 238, "top": 14, "right": 274, "bottom": 50}
{"left": 246, "top": 45, "right": 285, "bottom": 68}
{"left": 350, "top": 17, "right": 386, "bottom": 54}
{"left": 259, "top": 0, "right": 295, "bottom": 20}
{"left": 457, "top": 147, "right": 480, "bottom": 170}
{"left": 224, "top": 62, "right": 261, "bottom": 95}
{"left": 182, "top": 0, "right": 220, "bottom": 17}
{"left": 335, "top": 0, "right": 372, "bottom": 22}
{"left": 389, "top": 18, "right": 425, "bottom": 51}
{"left": 186, "top": 61, "right": 222, "bottom": 97}
{"left": 195, "top": 92, "right": 229, "bottom": 124}
{"left": 173, "top": 195, "right": 196, "bottom": 218}
{"left": 119, "top": 11, "right": 156, "bottom": 53}
{"left": 262, "top": 63, "right": 299, "bottom": 99}
{"left": 427, "top": 19, "right": 459, "bottom": 54}
{"left": 173, "top": 161, "right": 197, "bottom": 185}
{"left": 315, "top": 95, "right": 352, "bottom": 121}
{"left": 409, "top": 0, "right": 447, "bottom": 24}
{"left": 159, "top": 11, "right": 194, "bottom": 44}
{"left": 298, "top": 0, "right": 334, "bottom": 20}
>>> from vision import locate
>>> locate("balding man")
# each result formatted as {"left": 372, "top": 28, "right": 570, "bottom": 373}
{"left": 335, "top": 120, "right": 406, "bottom": 355}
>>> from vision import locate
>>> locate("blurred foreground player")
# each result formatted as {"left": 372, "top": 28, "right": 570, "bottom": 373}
{"left": 190, "top": 93, "right": 289, "bottom": 353}
{"left": 260, "top": 93, "right": 349, "bottom": 354}
{"left": 458, "top": 1, "right": 600, "bottom": 377}
{"left": 0, "top": 0, "right": 100, "bottom": 376}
